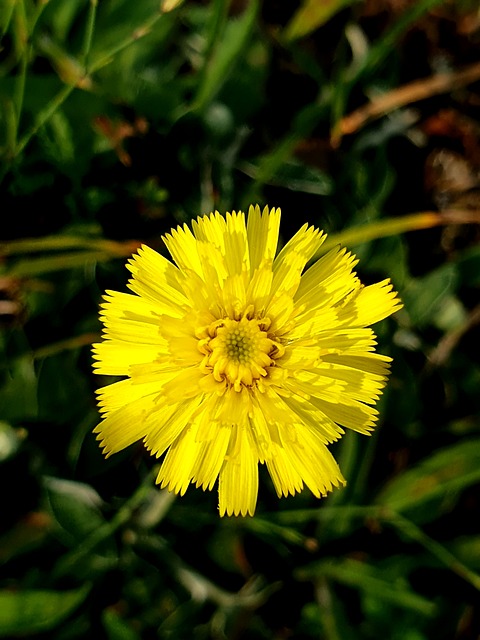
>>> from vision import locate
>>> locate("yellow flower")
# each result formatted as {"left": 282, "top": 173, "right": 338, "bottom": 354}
{"left": 92, "top": 205, "right": 402, "bottom": 516}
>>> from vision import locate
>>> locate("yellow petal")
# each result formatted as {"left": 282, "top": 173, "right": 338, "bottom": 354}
{"left": 96, "top": 378, "right": 161, "bottom": 416}
{"left": 92, "top": 341, "right": 162, "bottom": 376}
{"left": 246, "top": 204, "right": 280, "bottom": 273}
{"left": 163, "top": 223, "right": 203, "bottom": 275}
{"left": 265, "top": 442, "right": 304, "bottom": 497}
{"left": 126, "top": 245, "right": 188, "bottom": 316}
{"left": 94, "top": 390, "right": 163, "bottom": 456}
{"left": 156, "top": 422, "right": 202, "bottom": 496}
{"left": 218, "top": 425, "right": 258, "bottom": 516}
{"left": 276, "top": 425, "right": 346, "bottom": 498}
{"left": 192, "top": 424, "right": 231, "bottom": 490}
{"left": 223, "top": 210, "right": 250, "bottom": 277}
{"left": 295, "top": 245, "right": 358, "bottom": 308}
{"left": 144, "top": 396, "right": 203, "bottom": 458}
{"left": 337, "top": 279, "right": 403, "bottom": 327}
{"left": 99, "top": 291, "right": 169, "bottom": 344}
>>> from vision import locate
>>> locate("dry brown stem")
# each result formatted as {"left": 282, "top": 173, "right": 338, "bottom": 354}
{"left": 333, "top": 61, "right": 480, "bottom": 144}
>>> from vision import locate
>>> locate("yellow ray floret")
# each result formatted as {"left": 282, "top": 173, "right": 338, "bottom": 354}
{"left": 92, "top": 205, "right": 402, "bottom": 516}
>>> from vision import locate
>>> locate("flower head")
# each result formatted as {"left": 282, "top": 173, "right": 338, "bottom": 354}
{"left": 93, "top": 205, "right": 402, "bottom": 516}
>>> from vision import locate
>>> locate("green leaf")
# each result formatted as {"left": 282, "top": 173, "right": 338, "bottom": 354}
{"left": 377, "top": 439, "right": 480, "bottom": 520}
{"left": 193, "top": 0, "right": 258, "bottom": 111}
{"left": 103, "top": 609, "right": 142, "bottom": 640}
{"left": 401, "top": 263, "right": 458, "bottom": 328}
{"left": 266, "top": 158, "right": 333, "bottom": 196}
{"left": 6, "top": 250, "right": 115, "bottom": 277}
{"left": 44, "top": 477, "right": 108, "bottom": 547}
{"left": 284, "top": 0, "right": 356, "bottom": 42}
{"left": 0, "top": 0, "right": 16, "bottom": 39}
{"left": 0, "top": 584, "right": 90, "bottom": 636}
{"left": 241, "top": 101, "right": 328, "bottom": 205}
{"left": 241, "top": 158, "right": 332, "bottom": 196}
{"left": 40, "top": 110, "right": 76, "bottom": 168}
{"left": 40, "top": 0, "right": 86, "bottom": 44}
{"left": 457, "top": 245, "right": 480, "bottom": 287}
{"left": 0, "top": 420, "right": 22, "bottom": 461}
{"left": 451, "top": 536, "right": 480, "bottom": 571}
{"left": 432, "top": 294, "right": 466, "bottom": 332}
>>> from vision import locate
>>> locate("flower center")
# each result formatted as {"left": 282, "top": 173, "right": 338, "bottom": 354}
{"left": 198, "top": 311, "right": 284, "bottom": 391}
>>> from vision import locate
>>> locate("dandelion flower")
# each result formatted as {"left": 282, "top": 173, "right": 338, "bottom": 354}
{"left": 93, "top": 205, "right": 402, "bottom": 516}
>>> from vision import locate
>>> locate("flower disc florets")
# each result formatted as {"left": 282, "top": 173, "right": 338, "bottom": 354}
{"left": 198, "top": 309, "right": 285, "bottom": 392}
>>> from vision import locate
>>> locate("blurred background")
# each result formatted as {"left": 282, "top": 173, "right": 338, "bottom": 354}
{"left": 1, "top": 0, "right": 480, "bottom": 638}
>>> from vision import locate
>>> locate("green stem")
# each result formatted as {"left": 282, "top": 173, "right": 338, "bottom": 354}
{"left": 29, "top": 0, "right": 51, "bottom": 35}
{"left": 0, "top": 0, "right": 15, "bottom": 40}
{"left": 315, "top": 579, "right": 343, "bottom": 640}
{"left": 136, "top": 532, "right": 279, "bottom": 610}
{"left": 14, "top": 83, "right": 77, "bottom": 156}
{"left": 81, "top": 0, "right": 98, "bottom": 70}
{"left": 317, "top": 211, "right": 443, "bottom": 256}
{"left": 356, "top": 0, "right": 446, "bottom": 79}
{"left": 31, "top": 333, "right": 100, "bottom": 360}
{"left": 203, "top": 0, "right": 230, "bottom": 61}
{"left": 11, "top": 6, "right": 165, "bottom": 162}
{"left": 245, "top": 517, "right": 313, "bottom": 547}
{"left": 271, "top": 504, "right": 379, "bottom": 525}
{"left": 88, "top": 9, "right": 164, "bottom": 74}
{"left": 272, "top": 505, "right": 480, "bottom": 592}
{"left": 3, "top": 100, "right": 17, "bottom": 163}
{"left": 52, "top": 467, "right": 159, "bottom": 579}
{"left": 11, "top": 0, "right": 29, "bottom": 150}
{"left": 384, "top": 511, "right": 480, "bottom": 591}
{"left": 0, "top": 234, "right": 139, "bottom": 256}
{"left": 317, "top": 209, "right": 480, "bottom": 256}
